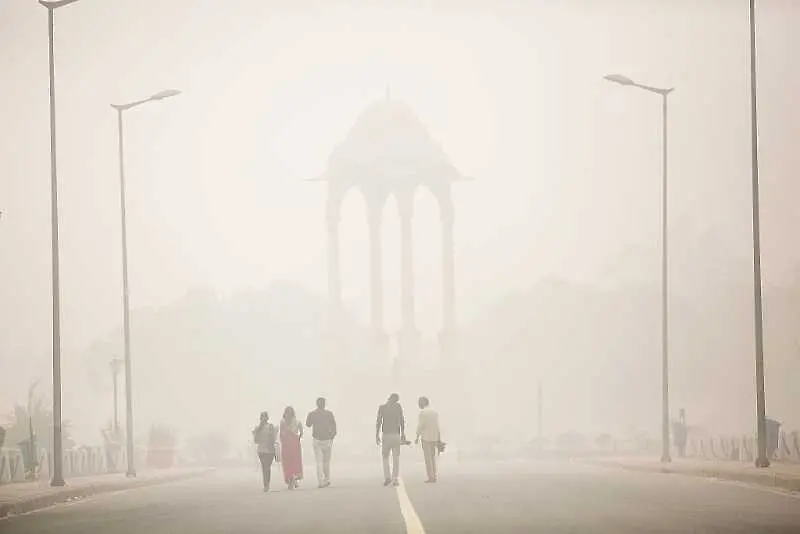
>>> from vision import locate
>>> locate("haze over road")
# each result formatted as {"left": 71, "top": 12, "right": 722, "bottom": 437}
{"left": 3, "top": 460, "right": 799, "bottom": 534}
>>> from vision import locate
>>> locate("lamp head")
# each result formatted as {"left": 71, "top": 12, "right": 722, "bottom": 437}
{"left": 604, "top": 74, "right": 635, "bottom": 86}
{"left": 149, "top": 89, "right": 181, "bottom": 101}
{"left": 39, "top": 0, "right": 83, "bottom": 9}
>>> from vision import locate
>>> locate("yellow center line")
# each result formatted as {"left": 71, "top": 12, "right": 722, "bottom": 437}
{"left": 395, "top": 478, "right": 426, "bottom": 534}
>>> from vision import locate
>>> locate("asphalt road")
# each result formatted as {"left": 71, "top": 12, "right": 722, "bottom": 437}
{"left": 2, "top": 459, "right": 800, "bottom": 533}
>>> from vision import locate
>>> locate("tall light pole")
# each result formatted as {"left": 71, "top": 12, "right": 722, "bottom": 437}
{"left": 110, "top": 358, "right": 123, "bottom": 432}
{"left": 112, "top": 89, "right": 181, "bottom": 478}
{"left": 39, "top": 0, "right": 85, "bottom": 488}
{"left": 604, "top": 73, "right": 674, "bottom": 464}
{"left": 748, "top": 0, "right": 769, "bottom": 469}
{"left": 537, "top": 380, "right": 543, "bottom": 450}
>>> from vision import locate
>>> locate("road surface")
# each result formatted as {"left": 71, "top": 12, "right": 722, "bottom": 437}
{"left": 2, "top": 459, "right": 799, "bottom": 533}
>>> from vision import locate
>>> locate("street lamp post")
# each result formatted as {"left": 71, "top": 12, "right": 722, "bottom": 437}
{"left": 39, "top": 0, "right": 85, "bottom": 488}
{"left": 537, "top": 380, "right": 543, "bottom": 449}
{"left": 112, "top": 89, "right": 181, "bottom": 478}
{"left": 748, "top": 0, "right": 769, "bottom": 469}
{"left": 110, "top": 358, "right": 123, "bottom": 432}
{"left": 604, "top": 73, "right": 674, "bottom": 464}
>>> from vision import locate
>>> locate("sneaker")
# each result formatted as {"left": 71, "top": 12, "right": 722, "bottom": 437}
{"left": 392, "top": 479, "right": 400, "bottom": 487}
{"left": 383, "top": 479, "right": 392, "bottom": 487}
{"left": 323, "top": 481, "right": 331, "bottom": 488}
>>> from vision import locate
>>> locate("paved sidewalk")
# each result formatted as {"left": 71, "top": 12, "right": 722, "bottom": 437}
{"left": 0, "top": 468, "right": 213, "bottom": 518}
{"left": 590, "top": 456, "right": 800, "bottom": 492}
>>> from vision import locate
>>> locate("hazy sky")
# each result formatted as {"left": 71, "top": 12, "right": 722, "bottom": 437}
{"left": 1, "top": 1, "right": 799, "bottom": 422}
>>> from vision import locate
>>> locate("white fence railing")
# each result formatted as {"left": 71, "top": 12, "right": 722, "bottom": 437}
{"left": 0, "top": 445, "right": 147, "bottom": 484}
{"left": 686, "top": 430, "right": 800, "bottom": 463}
{"left": 0, "top": 449, "right": 25, "bottom": 483}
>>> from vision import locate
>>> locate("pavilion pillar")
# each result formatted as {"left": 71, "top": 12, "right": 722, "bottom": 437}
{"left": 324, "top": 192, "right": 345, "bottom": 383}
{"left": 439, "top": 195, "right": 457, "bottom": 367}
{"left": 367, "top": 200, "right": 388, "bottom": 360}
{"left": 397, "top": 191, "right": 419, "bottom": 368}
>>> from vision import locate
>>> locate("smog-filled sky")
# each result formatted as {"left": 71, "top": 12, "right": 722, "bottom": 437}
{"left": 1, "top": 1, "right": 799, "bottom": 446}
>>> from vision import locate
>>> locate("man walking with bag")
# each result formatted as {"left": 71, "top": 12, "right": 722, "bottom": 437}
{"left": 415, "top": 396, "right": 442, "bottom": 483}
{"left": 306, "top": 397, "right": 337, "bottom": 488}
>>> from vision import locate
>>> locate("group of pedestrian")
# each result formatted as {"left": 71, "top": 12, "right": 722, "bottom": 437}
{"left": 252, "top": 393, "right": 442, "bottom": 492}
{"left": 376, "top": 393, "right": 443, "bottom": 487}
{"left": 252, "top": 397, "right": 337, "bottom": 492}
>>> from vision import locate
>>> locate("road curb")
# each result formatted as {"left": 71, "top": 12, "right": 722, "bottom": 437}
{"left": 0, "top": 469, "right": 214, "bottom": 519}
{"left": 590, "top": 460, "right": 800, "bottom": 493}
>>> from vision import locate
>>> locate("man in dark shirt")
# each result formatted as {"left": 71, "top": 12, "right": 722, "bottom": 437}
{"left": 376, "top": 393, "right": 406, "bottom": 486}
{"left": 306, "top": 397, "right": 337, "bottom": 488}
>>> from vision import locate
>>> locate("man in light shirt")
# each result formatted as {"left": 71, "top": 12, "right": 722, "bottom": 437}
{"left": 306, "top": 397, "right": 337, "bottom": 488}
{"left": 415, "top": 396, "right": 441, "bottom": 483}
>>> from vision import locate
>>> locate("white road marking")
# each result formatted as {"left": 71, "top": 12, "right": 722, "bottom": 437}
{"left": 395, "top": 478, "right": 426, "bottom": 534}
{"left": 594, "top": 461, "right": 800, "bottom": 500}
{"left": 701, "top": 476, "right": 800, "bottom": 500}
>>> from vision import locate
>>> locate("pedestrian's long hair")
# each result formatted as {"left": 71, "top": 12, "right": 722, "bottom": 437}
{"left": 254, "top": 411, "right": 269, "bottom": 435}
{"left": 282, "top": 406, "right": 296, "bottom": 422}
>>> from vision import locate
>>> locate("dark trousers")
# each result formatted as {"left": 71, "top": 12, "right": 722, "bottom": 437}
{"left": 258, "top": 452, "right": 274, "bottom": 489}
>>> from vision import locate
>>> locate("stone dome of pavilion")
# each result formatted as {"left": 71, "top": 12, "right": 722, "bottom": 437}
{"left": 323, "top": 98, "right": 464, "bottom": 188}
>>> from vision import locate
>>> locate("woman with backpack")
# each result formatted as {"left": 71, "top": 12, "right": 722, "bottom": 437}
{"left": 252, "top": 411, "right": 277, "bottom": 492}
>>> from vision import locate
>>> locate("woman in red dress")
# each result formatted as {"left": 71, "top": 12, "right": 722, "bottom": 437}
{"left": 279, "top": 406, "right": 304, "bottom": 489}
